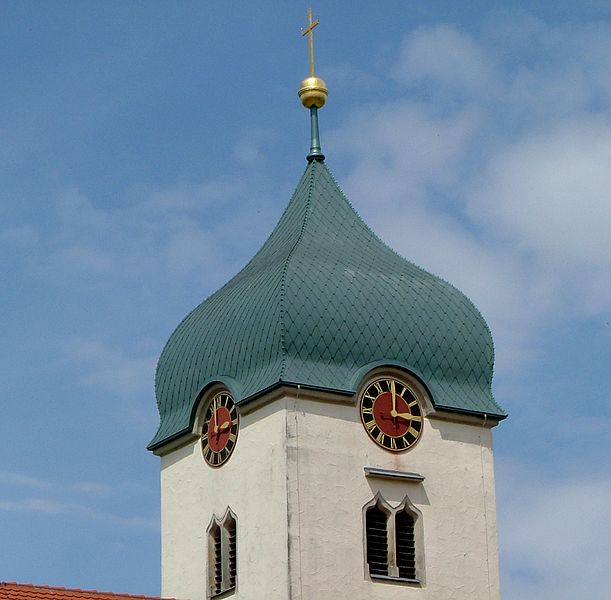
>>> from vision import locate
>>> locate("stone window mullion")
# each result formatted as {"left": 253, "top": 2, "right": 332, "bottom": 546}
{"left": 387, "top": 512, "right": 399, "bottom": 578}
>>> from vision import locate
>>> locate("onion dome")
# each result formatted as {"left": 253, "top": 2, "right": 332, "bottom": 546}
{"left": 148, "top": 161, "right": 506, "bottom": 450}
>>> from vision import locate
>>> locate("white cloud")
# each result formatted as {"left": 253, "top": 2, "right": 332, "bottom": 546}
{"left": 232, "top": 127, "right": 277, "bottom": 166}
{"left": 0, "top": 470, "right": 157, "bottom": 533}
{"left": 503, "top": 20, "right": 611, "bottom": 119}
{"left": 0, "top": 471, "right": 49, "bottom": 489}
{"left": 467, "top": 118, "right": 611, "bottom": 314}
{"left": 469, "top": 119, "right": 611, "bottom": 264}
{"left": 0, "top": 497, "right": 158, "bottom": 530}
{"left": 57, "top": 189, "right": 111, "bottom": 232}
{"left": 331, "top": 102, "right": 481, "bottom": 204}
{"left": 56, "top": 243, "right": 115, "bottom": 274}
{"left": 394, "top": 24, "right": 498, "bottom": 98}
{"left": 324, "top": 63, "right": 383, "bottom": 95}
{"left": 0, "top": 470, "right": 112, "bottom": 495}
{"left": 0, "top": 224, "right": 40, "bottom": 247}
{"left": 61, "top": 337, "right": 156, "bottom": 396}
{"left": 16, "top": 173, "right": 278, "bottom": 298}
{"left": 498, "top": 465, "right": 611, "bottom": 599}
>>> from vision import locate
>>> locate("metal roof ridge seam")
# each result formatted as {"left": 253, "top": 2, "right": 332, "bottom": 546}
{"left": 279, "top": 161, "right": 317, "bottom": 380}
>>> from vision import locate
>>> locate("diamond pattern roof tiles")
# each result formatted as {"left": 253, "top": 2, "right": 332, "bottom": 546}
{"left": 149, "top": 161, "right": 506, "bottom": 450}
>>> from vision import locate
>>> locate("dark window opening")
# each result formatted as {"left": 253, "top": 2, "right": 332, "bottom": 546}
{"left": 366, "top": 504, "right": 389, "bottom": 576}
{"left": 209, "top": 524, "right": 223, "bottom": 596}
{"left": 226, "top": 515, "right": 237, "bottom": 589}
{"left": 395, "top": 510, "right": 416, "bottom": 580}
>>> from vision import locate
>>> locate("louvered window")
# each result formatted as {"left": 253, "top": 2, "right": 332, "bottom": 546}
{"left": 210, "top": 524, "right": 223, "bottom": 596}
{"left": 226, "top": 515, "right": 237, "bottom": 589}
{"left": 395, "top": 510, "right": 416, "bottom": 579}
{"left": 364, "top": 496, "right": 422, "bottom": 584}
{"left": 366, "top": 505, "right": 389, "bottom": 576}
{"left": 207, "top": 509, "right": 237, "bottom": 598}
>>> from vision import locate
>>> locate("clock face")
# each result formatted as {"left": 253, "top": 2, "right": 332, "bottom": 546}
{"left": 360, "top": 378, "right": 423, "bottom": 452}
{"left": 201, "top": 391, "right": 239, "bottom": 467}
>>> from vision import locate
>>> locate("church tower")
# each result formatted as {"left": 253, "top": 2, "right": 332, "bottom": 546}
{"left": 148, "top": 11, "right": 506, "bottom": 600}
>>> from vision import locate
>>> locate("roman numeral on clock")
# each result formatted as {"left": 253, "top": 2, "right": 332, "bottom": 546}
{"left": 360, "top": 378, "right": 424, "bottom": 452}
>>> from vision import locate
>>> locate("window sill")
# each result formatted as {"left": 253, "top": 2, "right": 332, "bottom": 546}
{"left": 364, "top": 466, "right": 425, "bottom": 482}
{"left": 370, "top": 574, "right": 421, "bottom": 585}
{"left": 211, "top": 587, "right": 235, "bottom": 599}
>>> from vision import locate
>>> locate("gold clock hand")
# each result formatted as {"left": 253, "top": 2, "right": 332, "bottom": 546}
{"left": 391, "top": 380, "right": 397, "bottom": 416}
{"left": 393, "top": 412, "right": 422, "bottom": 421}
{"left": 213, "top": 397, "right": 218, "bottom": 433}
{"left": 218, "top": 421, "right": 231, "bottom": 431}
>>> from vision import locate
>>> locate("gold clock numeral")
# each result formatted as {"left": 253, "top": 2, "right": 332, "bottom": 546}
{"left": 202, "top": 391, "right": 240, "bottom": 467}
{"left": 362, "top": 398, "right": 374, "bottom": 411}
{"left": 360, "top": 378, "right": 424, "bottom": 452}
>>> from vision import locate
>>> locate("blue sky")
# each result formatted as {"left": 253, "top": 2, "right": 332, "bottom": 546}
{"left": 2, "top": 2, "right": 610, "bottom": 598}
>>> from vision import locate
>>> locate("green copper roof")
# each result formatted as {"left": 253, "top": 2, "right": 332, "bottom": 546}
{"left": 149, "top": 160, "right": 505, "bottom": 450}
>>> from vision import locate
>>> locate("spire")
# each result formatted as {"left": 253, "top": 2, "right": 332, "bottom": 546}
{"left": 298, "top": 8, "right": 328, "bottom": 162}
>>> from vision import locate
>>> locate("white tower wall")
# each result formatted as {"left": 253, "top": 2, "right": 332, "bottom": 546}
{"left": 158, "top": 386, "right": 500, "bottom": 600}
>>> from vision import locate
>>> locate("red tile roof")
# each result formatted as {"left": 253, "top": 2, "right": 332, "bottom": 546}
{"left": 0, "top": 583, "right": 166, "bottom": 600}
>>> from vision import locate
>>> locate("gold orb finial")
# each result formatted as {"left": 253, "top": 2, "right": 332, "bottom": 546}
{"left": 299, "top": 75, "right": 328, "bottom": 109}
{"left": 299, "top": 8, "right": 328, "bottom": 109}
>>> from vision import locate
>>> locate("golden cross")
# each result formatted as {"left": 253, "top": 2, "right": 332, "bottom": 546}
{"left": 301, "top": 7, "right": 319, "bottom": 77}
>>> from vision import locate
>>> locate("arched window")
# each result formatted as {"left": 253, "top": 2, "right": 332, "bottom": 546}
{"left": 208, "top": 522, "right": 223, "bottom": 596}
{"left": 207, "top": 509, "right": 237, "bottom": 597}
{"left": 365, "top": 502, "right": 390, "bottom": 576}
{"left": 225, "top": 512, "right": 237, "bottom": 590}
{"left": 363, "top": 495, "right": 423, "bottom": 584}
{"left": 395, "top": 508, "right": 416, "bottom": 580}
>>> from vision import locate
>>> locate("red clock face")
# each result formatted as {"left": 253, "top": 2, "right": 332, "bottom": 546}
{"left": 201, "top": 392, "right": 239, "bottom": 467}
{"left": 360, "top": 378, "right": 423, "bottom": 452}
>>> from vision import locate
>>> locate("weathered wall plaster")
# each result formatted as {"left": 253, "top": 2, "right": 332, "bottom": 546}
{"left": 159, "top": 389, "right": 500, "bottom": 600}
